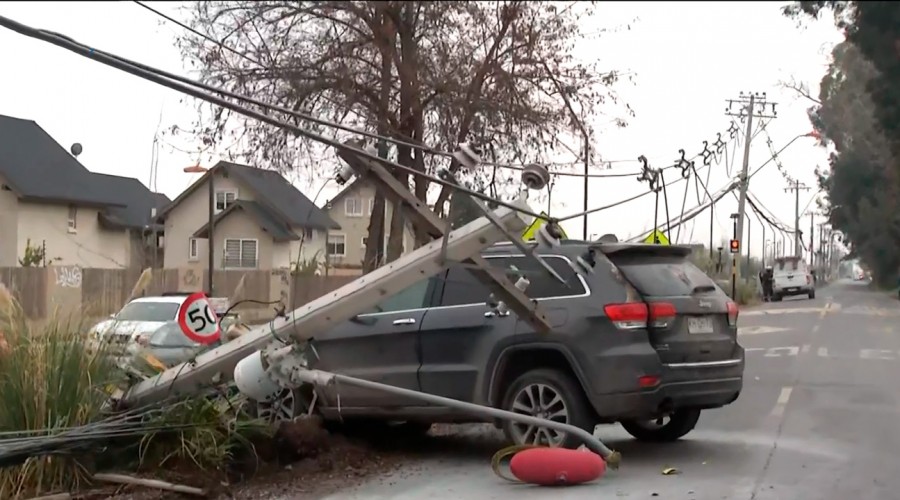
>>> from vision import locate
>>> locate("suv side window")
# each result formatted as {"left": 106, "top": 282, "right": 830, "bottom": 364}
{"left": 438, "top": 255, "right": 586, "bottom": 307}
{"left": 365, "top": 277, "right": 432, "bottom": 314}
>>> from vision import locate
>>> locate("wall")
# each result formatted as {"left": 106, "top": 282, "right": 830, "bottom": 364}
{"left": 0, "top": 265, "right": 356, "bottom": 322}
{"left": 325, "top": 181, "right": 416, "bottom": 267}
{"left": 271, "top": 231, "right": 328, "bottom": 270}
{"left": 163, "top": 170, "right": 249, "bottom": 269}
{"left": 16, "top": 200, "right": 131, "bottom": 269}
{"left": 0, "top": 176, "right": 19, "bottom": 267}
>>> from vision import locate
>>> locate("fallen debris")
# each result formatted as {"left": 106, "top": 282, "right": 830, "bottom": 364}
{"left": 92, "top": 474, "right": 206, "bottom": 497}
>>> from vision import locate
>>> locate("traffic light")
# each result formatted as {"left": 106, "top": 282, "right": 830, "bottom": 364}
{"left": 729, "top": 239, "right": 740, "bottom": 254}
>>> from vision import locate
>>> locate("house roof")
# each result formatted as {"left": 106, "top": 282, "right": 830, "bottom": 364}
{"left": 92, "top": 173, "right": 171, "bottom": 230}
{"left": 192, "top": 200, "right": 300, "bottom": 242}
{"left": 325, "top": 177, "right": 365, "bottom": 207}
{"left": 0, "top": 114, "right": 124, "bottom": 207}
{"left": 158, "top": 161, "right": 340, "bottom": 231}
{"left": 0, "top": 113, "right": 171, "bottom": 230}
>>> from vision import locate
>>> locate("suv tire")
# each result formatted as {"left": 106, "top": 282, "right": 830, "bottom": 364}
{"left": 500, "top": 368, "right": 595, "bottom": 449}
{"left": 808, "top": 289, "right": 816, "bottom": 299}
{"left": 620, "top": 408, "right": 701, "bottom": 442}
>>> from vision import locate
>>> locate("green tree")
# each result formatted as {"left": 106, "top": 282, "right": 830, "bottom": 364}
{"left": 784, "top": 3, "right": 900, "bottom": 286}
{"left": 18, "top": 239, "right": 45, "bottom": 267}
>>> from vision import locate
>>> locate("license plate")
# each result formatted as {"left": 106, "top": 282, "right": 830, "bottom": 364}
{"left": 688, "top": 316, "right": 714, "bottom": 334}
{"left": 786, "top": 287, "right": 798, "bottom": 293}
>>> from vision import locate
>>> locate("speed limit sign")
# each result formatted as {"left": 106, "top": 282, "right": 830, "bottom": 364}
{"left": 177, "top": 292, "right": 222, "bottom": 345}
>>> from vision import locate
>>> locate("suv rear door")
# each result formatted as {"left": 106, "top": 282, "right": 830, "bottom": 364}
{"left": 603, "top": 246, "right": 738, "bottom": 364}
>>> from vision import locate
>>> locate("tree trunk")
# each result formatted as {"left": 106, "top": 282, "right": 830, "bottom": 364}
{"left": 362, "top": 5, "right": 395, "bottom": 273}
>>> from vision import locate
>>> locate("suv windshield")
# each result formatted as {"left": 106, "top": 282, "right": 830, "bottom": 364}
{"left": 115, "top": 302, "right": 180, "bottom": 322}
{"left": 610, "top": 254, "right": 717, "bottom": 297}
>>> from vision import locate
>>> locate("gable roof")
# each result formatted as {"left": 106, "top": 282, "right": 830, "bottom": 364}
{"left": 92, "top": 173, "right": 171, "bottom": 230}
{"left": 0, "top": 114, "right": 124, "bottom": 207}
{"left": 192, "top": 200, "right": 299, "bottom": 242}
{"left": 325, "top": 177, "right": 365, "bottom": 208}
{"left": 158, "top": 161, "right": 340, "bottom": 230}
{"left": 0, "top": 113, "right": 171, "bottom": 230}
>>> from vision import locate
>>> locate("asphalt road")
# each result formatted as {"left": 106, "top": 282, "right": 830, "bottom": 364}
{"left": 318, "top": 279, "right": 900, "bottom": 500}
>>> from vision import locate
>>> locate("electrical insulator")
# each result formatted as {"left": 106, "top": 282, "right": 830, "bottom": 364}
{"left": 521, "top": 164, "right": 550, "bottom": 191}
{"left": 535, "top": 223, "right": 562, "bottom": 249}
{"left": 453, "top": 143, "right": 481, "bottom": 170}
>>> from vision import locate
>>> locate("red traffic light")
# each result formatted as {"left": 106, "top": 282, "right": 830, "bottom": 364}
{"left": 729, "top": 239, "right": 740, "bottom": 253}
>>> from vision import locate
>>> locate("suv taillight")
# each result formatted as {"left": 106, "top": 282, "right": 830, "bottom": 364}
{"left": 648, "top": 302, "right": 677, "bottom": 329}
{"left": 604, "top": 303, "right": 648, "bottom": 330}
{"left": 726, "top": 301, "right": 739, "bottom": 327}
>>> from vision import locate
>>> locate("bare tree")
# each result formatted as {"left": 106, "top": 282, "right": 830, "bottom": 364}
{"left": 171, "top": 1, "right": 631, "bottom": 271}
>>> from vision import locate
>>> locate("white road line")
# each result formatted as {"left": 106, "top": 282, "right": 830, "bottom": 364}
{"left": 812, "top": 324, "right": 820, "bottom": 333}
{"left": 801, "top": 344, "right": 811, "bottom": 354}
{"left": 770, "top": 386, "right": 793, "bottom": 417}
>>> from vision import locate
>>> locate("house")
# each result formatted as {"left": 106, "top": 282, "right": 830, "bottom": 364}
{"left": 323, "top": 178, "right": 416, "bottom": 269}
{"left": 157, "top": 161, "right": 339, "bottom": 271}
{"left": 0, "top": 114, "right": 170, "bottom": 269}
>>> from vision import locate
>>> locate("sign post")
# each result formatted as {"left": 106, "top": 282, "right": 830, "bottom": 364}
{"left": 177, "top": 292, "right": 222, "bottom": 345}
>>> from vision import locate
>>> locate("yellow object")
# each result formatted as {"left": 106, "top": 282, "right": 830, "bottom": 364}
{"left": 661, "top": 467, "right": 680, "bottom": 475}
{"left": 522, "top": 213, "right": 568, "bottom": 241}
{"left": 642, "top": 229, "right": 670, "bottom": 245}
{"left": 142, "top": 353, "right": 168, "bottom": 372}
{"left": 491, "top": 444, "right": 542, "bottom": 482}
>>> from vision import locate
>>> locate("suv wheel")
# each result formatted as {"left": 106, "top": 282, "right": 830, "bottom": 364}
{"left": 808, "top": 289, "right": 816, "bottom": 299}
{"left": 254, "top": 388, "right": 306, "bottom": 423}
{"left": 500, "top": 368, "right": 595, "bottom": 449}
{"left": 620, "top": 408, "right": 701, "bottom": 442}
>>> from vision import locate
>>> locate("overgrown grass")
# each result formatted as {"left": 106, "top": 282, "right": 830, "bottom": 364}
{"left": 0, "top": 286, "right": 272, "bottom": 498}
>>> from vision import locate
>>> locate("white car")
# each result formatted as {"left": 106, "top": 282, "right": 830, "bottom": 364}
{"left": 89, "top": 294, "right": 190, "bottom": 355}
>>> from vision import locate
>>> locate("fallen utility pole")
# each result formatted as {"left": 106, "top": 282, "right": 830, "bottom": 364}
{"left": 725, "top": 92, "right": 777, "bottom": 285}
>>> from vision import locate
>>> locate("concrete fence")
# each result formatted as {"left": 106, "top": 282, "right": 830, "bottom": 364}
{"left": 0, "top": 265, "right": 356, "bottom": 322}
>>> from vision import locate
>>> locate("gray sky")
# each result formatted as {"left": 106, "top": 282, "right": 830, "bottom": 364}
{"left": 0, "top": 1, "right": 843, "bottom": 257}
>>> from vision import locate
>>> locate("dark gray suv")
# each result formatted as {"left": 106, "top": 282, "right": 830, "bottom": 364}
{"left": 287, "top": 240, "right": 744, "bottom": 447}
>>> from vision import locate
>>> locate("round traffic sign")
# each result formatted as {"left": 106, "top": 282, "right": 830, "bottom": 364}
{"left": 177, "top": 292, "right": 221, "bottom": 345}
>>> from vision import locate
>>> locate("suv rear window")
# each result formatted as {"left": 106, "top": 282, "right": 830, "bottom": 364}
{"left": 610, "top": 254, "right": 717, "bottom": 297}
{"left": 439, "top": 255, "right": 586, "bottom": 307}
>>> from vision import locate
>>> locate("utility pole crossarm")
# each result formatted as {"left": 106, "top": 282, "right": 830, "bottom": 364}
{"left": 785, "top": 179, "right": 811, "bottom": 258}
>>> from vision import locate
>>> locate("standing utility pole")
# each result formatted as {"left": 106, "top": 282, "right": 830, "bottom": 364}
{"left": 785, "top": 179, "right": 810, "bottom": 258}
{"left": 726, "top": 92, "right": 777, "bottom": 284}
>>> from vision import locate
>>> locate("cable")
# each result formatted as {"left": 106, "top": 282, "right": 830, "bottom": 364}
{"left": 0, "top": 17, "right": 551, "bottom": 222}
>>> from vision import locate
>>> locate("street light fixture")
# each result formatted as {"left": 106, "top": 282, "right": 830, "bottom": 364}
{"left": 184, "top": 164, "right": 214, "bottom": 296}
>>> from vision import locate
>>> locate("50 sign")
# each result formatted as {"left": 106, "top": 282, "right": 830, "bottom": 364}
{"left": 177, "top": 292, "right": 222, "bottom": 345}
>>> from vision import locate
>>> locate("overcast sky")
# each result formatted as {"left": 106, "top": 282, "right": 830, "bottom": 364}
{"left": 0, "top": 1, "right": 843, "bottom": 258}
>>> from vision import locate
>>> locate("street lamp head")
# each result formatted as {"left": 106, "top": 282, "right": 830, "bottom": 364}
{"left": 729, "top": 213, "right": 739, "bottom": 220}
{"left": 184, "top": 165, "right": 208, "bottom": 174}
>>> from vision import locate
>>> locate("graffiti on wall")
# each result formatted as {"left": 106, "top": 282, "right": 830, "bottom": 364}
{"left": 53, "top": 265, "right": 82, "bottom": 288}
{"left": 182, "top": 269, "right": 201, "bottom": 289}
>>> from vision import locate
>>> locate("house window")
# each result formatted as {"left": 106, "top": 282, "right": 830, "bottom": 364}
{"left": 188, "top": 238, "right": 199, "bottom": 261}
{"left": 361, "top": 236, "right": 367, "bottom": 248}
{"left": 215, "top": 189, "right": 238, "bottom": 213}
{"left": 345, "top": 197, "right": 363, "bottom": 217}
{"left": 223, "top": 238, "right": 258, "bottom": 268}
{"left": 67, "top": 205, "right": 77, "bottom": 232}
{"left": 303, "top": 228, "right": 315, "bottom": 240}
{"left": 368, "top": 197, "right": 375, "bottom": 215}
{"left": 327, "top": 233, "right": 346, "bottom": 256}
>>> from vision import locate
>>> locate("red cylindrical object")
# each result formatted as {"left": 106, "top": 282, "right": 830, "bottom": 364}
{"left": 509, "top": 448, "right": 606, "bottom": 486}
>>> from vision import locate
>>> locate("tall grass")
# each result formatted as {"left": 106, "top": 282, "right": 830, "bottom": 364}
{"left": 0, "top": 285, "right": 274, "bottom": 497}
{"left": 0, "top": 285, "right": 123, "bottom": 497}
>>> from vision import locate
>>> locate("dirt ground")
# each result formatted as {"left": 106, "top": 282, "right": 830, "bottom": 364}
{"left": 99, "top": 421, "right": 508, "bottom": 500}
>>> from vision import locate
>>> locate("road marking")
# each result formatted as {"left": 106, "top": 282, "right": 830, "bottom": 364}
{"left": 818, "top": 346, "right": 829, "bottom": 358}
{"left": 770, "top": 386, "right": 793, "bottom": 417}
{"left": 801, "top": 344, "right": 811, "bottom": 354}
{"left": 860, "top": 349, "right": 895, "bottom": 361}
{"left": 738, "top": 326, "right": 792, "bottom": 336}
{"left": 765, "top": 346, "right": 800, "bottom": 357}
{"left": 812, "top": 324, "right": 820, "bottom": 333}
{"left": 742, "top": 307, "right": 825, "bottom": 317}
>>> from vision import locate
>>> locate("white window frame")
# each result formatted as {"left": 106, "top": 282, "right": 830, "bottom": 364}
{"left": 214, "top": 189, "right": 239, "bottom": 214}
{"left": 345, "top": 197, "right": 364, "bottom": 217}
{"left": 327, "top": 233, "right": 347, "bottom": 257}
{"left": 303, "top": 228, "right": 315, "bottom": 240}
{"left": 222, "top": 238, "right": 258, "bottom": 269}
{"left": 67, "top": 205, "right": 77, "bottom": 233}
{"left": 188, "top": 238, "right": 199, "bottom": 261}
